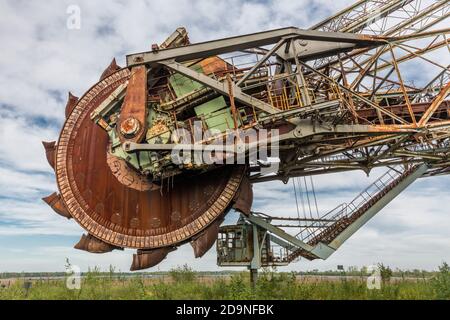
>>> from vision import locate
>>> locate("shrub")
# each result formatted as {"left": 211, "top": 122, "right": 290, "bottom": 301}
{"left": 431, "top": 262, "right": 450, "bottom": 299}
{"left": 378, "top": 263, "right": 393, "bottom": 283}
{"left": 169, "top": 264, "right": 196, "bottom": 283}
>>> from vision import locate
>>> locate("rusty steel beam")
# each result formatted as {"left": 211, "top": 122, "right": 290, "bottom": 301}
{"left": 296, "top": 59, "right": 409, "bottom": 124}
{"left": 418, "top": 82, "right": 450, "bottom": 126}
{"left": 236, "top": 38, "right": 286, "bottom": 86}
{"left": 371, "top": 39, "right": 449, "bottom": 74}
{"left": 160, "top": 59, "right": 277, "bottom": 115}
{"left": 127, "top": 27, "right": 385, "bottom": 67}
{"left": 117, "top": 65, "right": 148, "bottom": 143}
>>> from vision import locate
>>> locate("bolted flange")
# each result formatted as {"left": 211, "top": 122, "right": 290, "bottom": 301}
{"left": 120, "top": 116, "right": 141, "bottom": 138}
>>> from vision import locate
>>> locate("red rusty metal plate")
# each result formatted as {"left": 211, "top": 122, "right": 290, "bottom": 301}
{"left": 106, "top": 144, "right": 158, "bottom": 192}
{"left": 55, "top": 68, "right": 245, "bottom": 249}
{"left": 117, "top": 65, "right": 148, "bottom": 143}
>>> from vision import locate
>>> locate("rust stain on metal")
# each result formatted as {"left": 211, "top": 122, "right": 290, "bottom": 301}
{"left": 74, "top": 233, "right": 122, "bottom": 253}
{"left": 65, "top": 92, "right": 79, "bottom": 119}
{"left": 99, "top": 58, "right": 121, "bottom": 81}
{"left": 130, "top": 247, "right": 176, "bottom": 271}
{"left": 42, "top": 141, "right": 56, "bottom": 170}
{"left": 106, "top": 147, "right": 157, "bottom": 191}
{"left": 190, "top": 216, "right": 224, "bottom": 258}
{"left": 232, "top": 175, "right": 253, "bottom": 215}
{"left": 42, "top": 192, "right": 71, "bottom": 219}
{"left": 117, "top": 65, "right": 148, "bottom": 143}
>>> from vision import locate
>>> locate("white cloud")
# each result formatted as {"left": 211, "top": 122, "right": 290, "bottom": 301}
{"left": 0, "top": 112, "right": 59, "bottom": 172}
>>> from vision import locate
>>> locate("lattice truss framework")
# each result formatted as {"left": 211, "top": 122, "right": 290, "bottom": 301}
{"left": 123, "top": 0, "right": 450, "bottom": 182}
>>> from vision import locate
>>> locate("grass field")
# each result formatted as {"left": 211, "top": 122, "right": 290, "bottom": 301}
{"left": 1, "top": 263, "right": 449, "bottom": 300}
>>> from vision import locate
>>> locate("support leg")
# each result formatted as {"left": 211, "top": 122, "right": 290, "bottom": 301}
{"left": 250, "top": 268, "right": 258, "bottom": 289}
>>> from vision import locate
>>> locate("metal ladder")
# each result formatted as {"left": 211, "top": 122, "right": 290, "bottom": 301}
{"left": 287, "top": 163, "right": 428, "bottom": 261}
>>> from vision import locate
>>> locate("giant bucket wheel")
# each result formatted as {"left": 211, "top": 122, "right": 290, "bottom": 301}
{"left": 44, "top": 64, "right": 249, "bottom": 270}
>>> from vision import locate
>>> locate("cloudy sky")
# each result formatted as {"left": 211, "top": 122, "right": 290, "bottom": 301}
{"left": 0, "top": 0, "right": 449, "bottom": 274}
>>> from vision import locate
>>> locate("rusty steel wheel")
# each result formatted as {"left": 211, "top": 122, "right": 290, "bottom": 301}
{"left": 43, "top": 64, "right": 250, "bottom": 270}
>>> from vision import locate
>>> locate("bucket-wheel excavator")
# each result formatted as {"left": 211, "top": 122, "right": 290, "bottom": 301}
{"left": 43, "top": 0, "right": 450, "bottom": 272}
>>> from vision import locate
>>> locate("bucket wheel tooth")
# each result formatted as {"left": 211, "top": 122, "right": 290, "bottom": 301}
{"left": 42, "top": 192, "right": 71, "bottom": 219}
{"left": 42, "top": 141, "right": 56, "bottom": 170}
{"left": 74, "top": 233, "right": 123, "bottom": 253}
{"left": 130, "top": 247, "right": 176, "bottom": 271}
{"left": 65, "top": 92, "right": 79, "bottom": 118}
{"left": 100, "top": 58, "right": 121, "bottom": 81}
{"left": 190, "top": 217, "right": 224, "bottom": 258}
{"left": 190, "top": 175, "right": 253, "bottom": 258}
{"left": 232, "top": 175, "right": 253, "bottom": 215}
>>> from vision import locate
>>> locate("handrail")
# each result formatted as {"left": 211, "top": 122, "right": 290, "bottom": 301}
{"left": 300, "top": 164, "right": 415, "bottom": 243}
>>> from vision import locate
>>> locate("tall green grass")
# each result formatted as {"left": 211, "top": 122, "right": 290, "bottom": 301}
{"left": 1, "top": 263, "right": 449, "bottom": 300}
